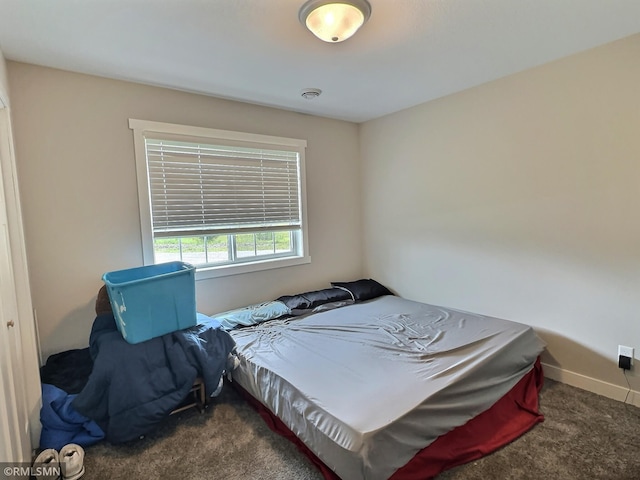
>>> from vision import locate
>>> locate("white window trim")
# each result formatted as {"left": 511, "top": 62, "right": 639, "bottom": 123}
{"left": 129, "top": 119, "right": 310, "bottom": 280}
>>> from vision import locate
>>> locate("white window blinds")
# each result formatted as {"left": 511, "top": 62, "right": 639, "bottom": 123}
{"left": 144, "top": 138, "right": 302, "bottom": 237}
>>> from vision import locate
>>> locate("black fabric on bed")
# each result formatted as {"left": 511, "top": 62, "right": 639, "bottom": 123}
{"left": 71, "top": 313, "right": 236, "bottom": 443}
{"left": 330, "top": 279, "right": 393, "bottom": 302}
{"left": 277, "top": 287, "right": 352, "bottom": 312}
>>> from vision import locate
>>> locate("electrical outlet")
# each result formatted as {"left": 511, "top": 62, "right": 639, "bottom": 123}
{"left": 618, "top": 345, "right": 634, "bottom": 366}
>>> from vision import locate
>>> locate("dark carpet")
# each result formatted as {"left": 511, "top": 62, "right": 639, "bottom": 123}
{"left": 82, "top": 379, "right": 640, "bottom": 479}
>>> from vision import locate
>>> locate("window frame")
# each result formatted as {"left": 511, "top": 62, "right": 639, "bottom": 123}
{"left": 129, "top": 119, "right": 310, "bottom": 280}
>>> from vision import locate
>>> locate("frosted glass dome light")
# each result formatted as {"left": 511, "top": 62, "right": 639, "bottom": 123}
{"left": 299, "top": 0, "right": 372, "bottom": 43}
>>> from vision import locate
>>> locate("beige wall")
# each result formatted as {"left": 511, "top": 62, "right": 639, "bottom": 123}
{"left": 360, "top": 34, "right": 640, "bottom": 397}
{"left": 8, "top": 63, "right": 363, "bottom": 359}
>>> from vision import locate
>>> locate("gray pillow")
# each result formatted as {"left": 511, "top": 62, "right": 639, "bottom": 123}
{"left": 213, "top": 301, "right": 290, "bottom": 330}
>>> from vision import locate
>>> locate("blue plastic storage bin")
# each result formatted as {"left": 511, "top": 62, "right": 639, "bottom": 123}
{"left": 102, "top": 261, "right": 197, "bottom": 344}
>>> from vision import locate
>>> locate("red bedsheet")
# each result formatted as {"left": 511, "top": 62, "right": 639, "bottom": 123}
{"left": 235, "top": 358, "right": 544, "bottom": 480}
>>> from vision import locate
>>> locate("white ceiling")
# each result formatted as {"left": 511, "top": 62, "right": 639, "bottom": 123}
{"left": 1, "top": 0, "right": 640, "bottom": 123}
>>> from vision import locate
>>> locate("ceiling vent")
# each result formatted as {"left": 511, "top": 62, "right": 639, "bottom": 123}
{"left": 301, "top": 88, "right": 322, "bottom": 100}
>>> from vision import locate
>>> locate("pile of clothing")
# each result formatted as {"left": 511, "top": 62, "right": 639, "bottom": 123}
{"left": 39, "top": 285, "right": 237, "bottom": 451}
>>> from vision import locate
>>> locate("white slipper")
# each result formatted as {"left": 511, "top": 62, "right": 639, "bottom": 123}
{"left": 33, "top": 449, "right": 60, "bottom": 480}
{"left": 59, "top": 443, "right": 85, "bottom": 480}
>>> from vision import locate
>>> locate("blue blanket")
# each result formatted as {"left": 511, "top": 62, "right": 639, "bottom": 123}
{"left": 40, "top": 383, "right": 105, "bottom": 450}
{"left": 72, "top": 313, "right": 236, "bottom": 443}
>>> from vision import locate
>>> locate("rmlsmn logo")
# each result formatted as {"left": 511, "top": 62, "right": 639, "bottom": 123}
{"left": 2, "top": 463, "right": 61, "bottom": 478}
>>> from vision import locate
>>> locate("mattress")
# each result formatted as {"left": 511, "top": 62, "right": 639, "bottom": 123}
{"left": 230, "top": 295, "right": 545, "bottom": 480}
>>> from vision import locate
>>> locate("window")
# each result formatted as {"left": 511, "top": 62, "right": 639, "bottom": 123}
{"left": 130, "top": 119, "right": 309, "bottom": 279}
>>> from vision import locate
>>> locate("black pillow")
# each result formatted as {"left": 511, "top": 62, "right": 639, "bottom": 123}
{"left": 277, "top": 287, "right": 352, "bottom": 311}
{"left": 330, "top": 279, "right": 393, "bottom": 302}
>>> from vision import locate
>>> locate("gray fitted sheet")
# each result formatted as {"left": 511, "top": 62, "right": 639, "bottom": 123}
{"left": 230, "top": 295, "right": 545, "bottom": 480}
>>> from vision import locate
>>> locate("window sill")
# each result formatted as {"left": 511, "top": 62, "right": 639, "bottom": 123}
{"left": 194, "top": 255, "right": 311, "bottom": 280}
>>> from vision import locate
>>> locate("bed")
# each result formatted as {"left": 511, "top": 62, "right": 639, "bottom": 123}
{"left": 221, "top": 280, "right": 545, "bottom": 480}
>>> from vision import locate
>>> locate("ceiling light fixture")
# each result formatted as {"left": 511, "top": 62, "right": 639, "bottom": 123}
{"left": 299, "top": 0, "right": 372, "bottom": 43}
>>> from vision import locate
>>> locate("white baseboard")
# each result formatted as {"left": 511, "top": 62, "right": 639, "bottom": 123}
{"left": 541, "top": 362, "right": 640, "bottom": 408}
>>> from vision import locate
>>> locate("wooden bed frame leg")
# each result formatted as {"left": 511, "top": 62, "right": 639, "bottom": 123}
{"left": 170, "top": 377, "right": 206, "bottom": 415}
